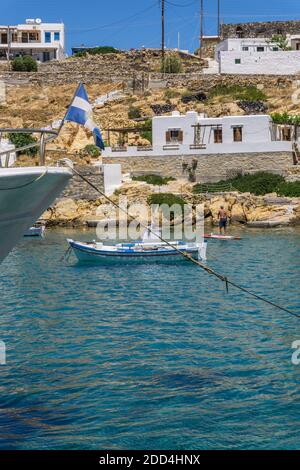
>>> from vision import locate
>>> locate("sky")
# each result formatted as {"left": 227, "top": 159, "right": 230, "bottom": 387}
{"left": 2, "top": 0, "right": 300, "bottom": 54}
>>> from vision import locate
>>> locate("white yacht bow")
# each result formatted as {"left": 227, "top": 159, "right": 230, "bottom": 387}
{"left": 0, "top": 166, "right": 72, "bottom": 263}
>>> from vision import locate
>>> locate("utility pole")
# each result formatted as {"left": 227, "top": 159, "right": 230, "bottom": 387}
{"left": 217, "top": 0, "right": 220, "bottom": 37}
{"left": 162, "top": 0, "right": 165, "bottom": 71}
{"left": 199, "top": 0, "right": 204, "bottom": 58}
{"left": 7, "top": 25, "right": 11, "bottom": 70}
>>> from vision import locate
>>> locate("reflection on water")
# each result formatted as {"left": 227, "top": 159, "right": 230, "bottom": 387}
{"left": 0, "top": 227, "right": 299, "bottom": 450}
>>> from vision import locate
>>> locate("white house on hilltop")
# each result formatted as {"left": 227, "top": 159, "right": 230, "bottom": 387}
{"left": 0, "top": 19, "right": 65, "bottom": 62}
{"left": 103, "top": 111, "right": 297, "bottom": 158}
{"left": 215, "top": 37, "right": 300, "bottom": 74}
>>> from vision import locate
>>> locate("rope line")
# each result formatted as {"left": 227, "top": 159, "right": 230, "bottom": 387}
{"left": 0, "top": 169, "right": 48, "bottom": 191}
{"left": 66, "top": 163, "right": 299, "bottom": 319}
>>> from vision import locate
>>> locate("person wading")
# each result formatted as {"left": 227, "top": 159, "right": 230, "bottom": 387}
{"left": 218, "top": 206, "right": 228, "bottom": 234}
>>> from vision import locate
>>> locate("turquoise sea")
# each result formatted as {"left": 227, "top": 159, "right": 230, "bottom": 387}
{"left": 0, "top": 227, "right": 299, "bottom": 450}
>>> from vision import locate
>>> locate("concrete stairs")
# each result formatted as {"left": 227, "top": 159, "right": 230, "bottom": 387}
{"left": 203, "top": 59, "right": 219, "bottom": 75}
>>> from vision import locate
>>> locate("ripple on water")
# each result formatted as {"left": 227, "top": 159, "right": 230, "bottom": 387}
{"left": 0, "top": 227, "right": 299, "bottom": 450}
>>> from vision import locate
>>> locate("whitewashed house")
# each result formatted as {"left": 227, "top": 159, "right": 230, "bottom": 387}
{"left": 103, "top": 111, "right": 296, "bottom": 158}
{"left": 215, "top": 37, "right": 300, "bottom": 74}
{"left": 0, "top": 19, "right": 65, "bottom": 62}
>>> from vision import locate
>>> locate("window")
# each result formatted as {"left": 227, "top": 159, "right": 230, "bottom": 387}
{"left": 257, "top": 46, "right": 265, "bottom": 52}
{"left": 233, "top": 126, "right": 243, "bottom": 142}
{"left": 242, "top": 46, "right": 249, "bottom": 51}
{"left": 166, "top": 129, "right": 183, "bottom": 144}
{"left": 272, "top": 46, "right": 279, "bottom": 51}
{"left": 214, "top": 128, "right": 222, "bottom": 144}
{"left": 235, "top": 58, "right": 241, "bottom": 64}
{"left": 29, "top": 32, "right": 39, "bottom": 42}
{"left": 54, "top": 32, "right": 60, "bottom": 41}
{"left": 0, "top": 33, "right": 7, "bottom": 44}
{"left": 44, "top": 32, "right": 51, "bottom": 43}
{"left": 21, "top": 32, "right": 28, "bottom": 43}
{"left": 282, "top": 127, "right": 291, "bottom": 141}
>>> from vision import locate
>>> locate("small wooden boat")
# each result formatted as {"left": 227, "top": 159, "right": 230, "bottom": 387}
{"left": 67, "top": 227, "right": 207, "bottom": 265}
{"left": 204, "top": 233, "right": 241, "bottom": 240}
{"left": 24, "top": 224, "right": 45, "bottom": 238}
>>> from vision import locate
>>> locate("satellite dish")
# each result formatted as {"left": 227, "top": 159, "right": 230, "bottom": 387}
{"left": 35, "top": 18, "right": 42, "bottom": 24}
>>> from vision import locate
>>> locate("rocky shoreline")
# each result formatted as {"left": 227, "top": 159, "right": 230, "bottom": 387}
{"left": 41, "top": 180, "right": 300, "bottom": 228}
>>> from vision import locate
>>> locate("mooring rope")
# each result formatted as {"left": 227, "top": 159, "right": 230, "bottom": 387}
{"left": 65, "top": 163, "right": 299, "bottom": 319}
{"left": 0, "top": 169, "right": 48, "bottom": 191}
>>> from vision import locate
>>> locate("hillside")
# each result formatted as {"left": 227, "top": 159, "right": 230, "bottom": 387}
{"left": 0, "top": 50, "right": 299, "bottom": 165}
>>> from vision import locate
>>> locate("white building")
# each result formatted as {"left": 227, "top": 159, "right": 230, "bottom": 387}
{"left": 215, "top": 37, "right": 300, "bottom": 75}
{"left": 0, "top": 19, "right": 65, "bottom": 62}
{"left": 103, "top": 111, "right": 295, "bottom": 158}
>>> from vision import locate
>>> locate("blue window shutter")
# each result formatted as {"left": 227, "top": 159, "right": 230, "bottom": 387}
{"left": 54, "top": 32, "right": 60, "bottom": 41}
{"left": 45, "top": 32, "right": 51, "bottom": 43}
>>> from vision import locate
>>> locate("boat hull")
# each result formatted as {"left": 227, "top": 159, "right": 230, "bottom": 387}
{"left": 68, "top": 240, "right": 202, "bottom": 265}
{"left": 0, "top": 167, "right": 72, "bottom": 263}
{"left": 23, "top": 226, "right": 45, "bottom": 238}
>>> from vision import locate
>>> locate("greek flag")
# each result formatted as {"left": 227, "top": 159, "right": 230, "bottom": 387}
{"left": 64, "top": 83, "right": 105, "bottom": 150}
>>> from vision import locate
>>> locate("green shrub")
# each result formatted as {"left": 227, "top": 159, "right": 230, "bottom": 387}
{"left": 271, "top": 112, "right": 300, "bottom": 125}
{"left": 133, "top": 174, "right": 175, "bottom": 185}
{"left": 8, "top": 132, "right": 37, "bottom": 156}
{"left": 193, "top": 172, "right": 290, "bottom": 196}
{"left": 269, "top": 34, "right": 291, "bottom": 51}
{"left": 210, "top": 84, "right": 267, "bottom": 101}
{"left": 140, "top": 119, "right": 152, "bottom": 143}
{"left": 161, "top": 55, "right": 182, "bottom": 74}
{"left": 83, "top": 144, "right": 100, "bottom": 157}
{"left": 147, "top": 193, "right": 186, "bottom": 208}
{"left": 12, "top": 56, "right": 38, "bottom": 72}
{"left": 75, "top": 46, "right": 119, "bottom": 57}
{"left": 128, "top": 106, "right": 142, "bottom": 119}
{"left": 277, "top": 181, "right": 300, "bottom": 197}
{"left": 164, "top": 89, "right": 180, "bottom": 99}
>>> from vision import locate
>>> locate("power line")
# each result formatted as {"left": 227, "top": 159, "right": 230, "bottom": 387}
{"left": 66, "top": 1, "right": 159, "bottom": 34}
{"left": 63, "top": 163, "right": 299, "bottom": 321}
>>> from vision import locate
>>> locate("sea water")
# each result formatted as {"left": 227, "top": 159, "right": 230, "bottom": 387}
{"left": 0, "top": 227, "right": 299, "bottom": 450}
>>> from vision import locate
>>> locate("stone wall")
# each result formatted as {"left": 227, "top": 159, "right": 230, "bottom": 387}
{"left": 103, "top": 152, "right": 294, "bottom": 183}
{"left": 221, "top": 20, "right": 300, "bottom": 40}
{"left": 61, "top": 165, "right": 104, "bottom": 200}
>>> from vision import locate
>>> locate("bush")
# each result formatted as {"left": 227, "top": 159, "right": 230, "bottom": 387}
{"left": 133, "top": 174, "right": 175, "bottom": 185}
{"left": 193, "top": 172, "right": 300, "bottom": 197}
{"left": 128, "top": 106, "right": 142, "bottom": 119}
{"left": 147, "top": 193, "right": 186, "bottom": 208}
{"left": 74, "top": 46, "right": 120, "bottom": 57}
{"left": 210, "top": 84, "right": 267, "bottom": 101}
{"left": 271, "top": 112, "right": 300, "bottom": 125}
{"left": 12, "top": 56, "right": 38, "bottom": 72}
{"left": 164, "top": 89, "right": 180, "bottom": 100}
{"left": 8, "top": 132, "right": 37, "bottom": 156}
{"left": 140, "top": 119, "right": 152, "bottom": 143}
{"left": 83, "top": 144, "right": 100, "bottom": 157}
{"left": 161, "top": 55, "right": 182, "bottom": 74}
{"left": 277, "top": 181, "right": 300, "bottom": 197}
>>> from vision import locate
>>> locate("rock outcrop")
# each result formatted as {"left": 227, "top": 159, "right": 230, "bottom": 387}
{"left": 40, "top": 180, "right": 300, "bottom": 228}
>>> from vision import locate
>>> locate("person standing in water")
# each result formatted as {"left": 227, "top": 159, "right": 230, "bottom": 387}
{"left": 218, "top": 206, "right": 228, "bottom": 234}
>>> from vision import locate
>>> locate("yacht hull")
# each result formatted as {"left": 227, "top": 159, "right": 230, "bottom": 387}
{"left": 0, "top": 167, "right": 72, "bottom": 263}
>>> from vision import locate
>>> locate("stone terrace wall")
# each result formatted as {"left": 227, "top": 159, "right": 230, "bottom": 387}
{"left": 221, "top": 20, "right": 300, "bottom": 39}
{"left": 1, "top": 69, "right": 297, "bottom": 92}
{"left": 103, "top": 152, "right": 294, "bottom": 183}
{"left": 61, "top": 165, "right": 104, "bottom": 200}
